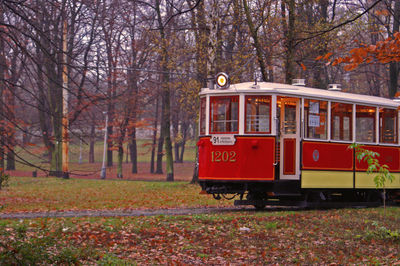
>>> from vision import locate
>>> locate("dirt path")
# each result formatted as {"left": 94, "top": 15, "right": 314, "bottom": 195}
{"left": 0, "top": 206, "right": 256, "bottom": 219}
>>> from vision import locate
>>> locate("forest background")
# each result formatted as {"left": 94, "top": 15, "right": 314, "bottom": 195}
{"left": 0, "top": 0, "right": 399, "bottom": 181}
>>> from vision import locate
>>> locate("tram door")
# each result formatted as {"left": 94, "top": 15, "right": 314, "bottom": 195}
{"left": 280, "top": 97, "right": 300, "bottom": 180}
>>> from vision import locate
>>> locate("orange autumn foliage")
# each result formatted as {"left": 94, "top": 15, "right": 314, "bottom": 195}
{"left": 319, "top": 32, "right": 400, "bottom": 70}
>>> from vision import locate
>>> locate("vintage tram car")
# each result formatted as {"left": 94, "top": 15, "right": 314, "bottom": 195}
{"left": 198, "top": 74, "right": 400, "bottom": 209}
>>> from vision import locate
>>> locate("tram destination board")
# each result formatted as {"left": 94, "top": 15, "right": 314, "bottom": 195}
{"left": 210, "top": 135, "right": 236, "bottom": 145}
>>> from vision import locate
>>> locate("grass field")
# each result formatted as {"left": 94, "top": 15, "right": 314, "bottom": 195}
{"left": 0, "top": 177, "right": 228, "bottom": 213}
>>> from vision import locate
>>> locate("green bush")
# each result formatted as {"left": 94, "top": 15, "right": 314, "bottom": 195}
{"left": 98, "top": 253, "right": 132, "bottom": 265}
{"left": 365, "top": 221, "right": 400, "bottom": 242}
{"left": 0, "top": 223, "right": 94, "bottom": 265}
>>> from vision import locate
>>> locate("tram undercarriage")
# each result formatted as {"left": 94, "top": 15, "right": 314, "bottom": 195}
{"left": 200, "top": 181, "right": 400, "bottom": 210}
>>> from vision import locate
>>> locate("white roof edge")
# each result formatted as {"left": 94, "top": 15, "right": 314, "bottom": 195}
{"left": 200, "top": 82, "right": 400, "bottom": 108}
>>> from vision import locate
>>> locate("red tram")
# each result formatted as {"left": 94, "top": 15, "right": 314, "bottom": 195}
{"left": 197, "top": 74, "right": 400, "bottom": 209}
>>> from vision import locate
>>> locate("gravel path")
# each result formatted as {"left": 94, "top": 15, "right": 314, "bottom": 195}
{"left": 0, "top": 206, "right": 255, "bottom": 219}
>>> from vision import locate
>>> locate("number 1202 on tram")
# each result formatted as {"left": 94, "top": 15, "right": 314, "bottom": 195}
{"left": 197, "top": 74, "right": 400, "bottom": 209}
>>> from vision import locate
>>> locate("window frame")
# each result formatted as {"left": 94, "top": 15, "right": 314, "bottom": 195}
{"left": 199, "top": 97, "right": 206, "bottom": 135}
{"left": 244, "top": 95, "right": 272, "bottom": 134}
{"left": 379, "top": 107, "right": 398, "bottom": 144}
{"left": 330, "top": 101, "right": 353, "bottom": 142}
{"left": 303, "top": 98, "right": 328, "bottom": 140}
{"left": 209, "top": 95, "right": 239, "bottom": 134}
{"left": 355, "top": 104, "right": 376, "bottom": 143}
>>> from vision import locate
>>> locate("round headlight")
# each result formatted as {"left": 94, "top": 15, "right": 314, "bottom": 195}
{"left": 215, "top": 72, "right": 229, "bottom": 89}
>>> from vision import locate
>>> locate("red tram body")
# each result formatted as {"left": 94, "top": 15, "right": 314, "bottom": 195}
{"left": 198, "top": 76, "right": 400, "bottom": 208}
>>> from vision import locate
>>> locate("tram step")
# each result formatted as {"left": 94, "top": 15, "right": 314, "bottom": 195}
{"left": 273, "top": 193, "right": 302, "bottom": 197}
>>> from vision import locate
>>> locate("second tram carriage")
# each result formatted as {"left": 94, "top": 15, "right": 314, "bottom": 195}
{"left": 198, "top": 74, "right": 400, "bottom": 209}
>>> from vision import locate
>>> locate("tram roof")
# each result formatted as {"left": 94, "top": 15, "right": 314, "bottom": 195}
{"left": 200, "top": 82, "right": 400, "bottom": 108}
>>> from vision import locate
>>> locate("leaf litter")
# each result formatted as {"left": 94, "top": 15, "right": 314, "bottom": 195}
{"left": 0, "top": 208, "right": 399, "bottom": 264}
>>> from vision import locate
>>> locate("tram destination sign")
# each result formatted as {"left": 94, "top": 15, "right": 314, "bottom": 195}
{"left": 210, "top": 135, "right": 236, "bottom": 145}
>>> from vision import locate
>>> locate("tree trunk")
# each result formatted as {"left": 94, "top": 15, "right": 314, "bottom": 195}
{"left": 161, "top": 56, "right": 174, "bottom": 180}
{"left": 22, "top": 126, "right": 30, "bottom": 146}
{"left": 6, "top": 148, "right": 15, "bottom": 171}
{"left": 38, "top": 9, "right": 63, "bottom": 177}
{"left": 156, "top": 98, "right": 165, "bottom": 174}
{"left": 164, "top": 110, "right": 174, "bottom": 181}
{"left": 312, "top": 0, "right": 329, "bottom": 89}
{"left": 128, "top": 69, "right": 138, "bottom": 174}
{"left": 45, "top": 51, "right": 63, "bottom": 177}
{"left": 172, "top": 110, "right": 180, "bottom": 163}
{"left": 47, "top": 60, "right": 63, "bottom": 177}
{"left": 155, "top": 0, "right": 174, "bottom": 181}
{"left": 36, "top": 47, "right": 53, "bottom": 164}
{"left": 178, "top": 123, "right": 188, "bottom": 163}
{"left": 282, "top": 0, "right": 296, "bottom": 84}
{"left": 207, "top": 0, "right": 217, "bottom": 81}
{"left": 0, "top": 8, "right": 5, "bottom": 171}
{"left": 105, "top": 45, "right": 114, "bottom": 168}
{"left": 6, "top": 54, "right": 18, "bottom": 170}
{"left": 5, "top": 88, "right": 15, "bottom": 170}
{"left": 117, "top": 144, "right": 123, "bottom": 178}
{"left": 243, "top": 0, "right": 269, "bottom": 81}
{"left": 126, "top": 144, "right": 129, "bottom": 163}
{"left": 89, "top": 113, "right": 95, "bottom": 163}
{"left": 174, "top": 141, "right": 180, "bottom": 163}
{"left": 389, "top": 0, "right": 400, "bottom": 98}
{"left": 191, "top": 147, "right": 199, "bottom": 184}
{"left": 179, "top": 140, "right": 186, "bottom": 163}
{"left": 106, "top": 117, "right": 113, "bottom": 167}
{"left": 129, "top": 127, "right": 138, "bottom": 174}
{"left": 151, "top": 96, "right": 159, "bottom": 173}
{"left": 189, "top": 0, "right": 206, "bottom": 183}
{"left": 191, "top": 0, "right": 207, "bottom": 88}
{"left": 225, "top": 0, "right": 239, "bottom": 75}
{"left": 191, "top": 123, "right": 199, "bottom": 184}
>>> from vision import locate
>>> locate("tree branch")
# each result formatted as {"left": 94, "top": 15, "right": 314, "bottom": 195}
{"left": 295, "top": 0, "right": 383, "bottom": 47}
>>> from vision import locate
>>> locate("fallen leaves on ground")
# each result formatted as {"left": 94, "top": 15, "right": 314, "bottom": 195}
{"left": 0, "top": 208, "right": 399, "bottom": 264}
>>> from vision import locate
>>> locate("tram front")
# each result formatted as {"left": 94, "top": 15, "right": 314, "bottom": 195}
{"left": 198, "top": 74, "right": 276, "bottom": 199}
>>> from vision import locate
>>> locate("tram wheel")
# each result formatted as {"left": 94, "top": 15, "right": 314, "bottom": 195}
{"left": 247, "top": 191, "right": 267, "bottom": 210}
{"left": 254, "top": 203, "right": 266, "bottom": 210}
{"left": 367, "top": 191, "right": 383, "bottom": 204}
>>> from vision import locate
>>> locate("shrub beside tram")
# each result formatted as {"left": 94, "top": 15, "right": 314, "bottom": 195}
{"left": 197, "top": 74, "right": 400, "bottom": 209}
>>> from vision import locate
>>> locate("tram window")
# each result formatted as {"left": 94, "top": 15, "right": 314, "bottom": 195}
{"left": 379, "top": 108, "right": 398, "bottom": 143}
{"left": 210, "top": 96, "right": 239, "bottom": 133}
{"left": 245, "top": 96, "right": 271, "bottom": 133}
{"left": 200, "top": 97, "right": 206, "bottom": 135}
{"left": 304, "top": 99, "right": 327, "bottom": 139}
{"left": 331, "top": 102, "right": 353, "bottom": 141}
{"left": 356, "top": 105, "right": 376, "bottom": 143}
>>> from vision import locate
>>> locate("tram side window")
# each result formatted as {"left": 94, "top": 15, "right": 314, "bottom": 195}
{"left": 380, "top": 108, "right": 398, "bottom": 143}
{"left": 210, "top": 96, "right": 239, "bottom": 133}
{"left": 245, "top": 96, "right": 271, "bottom": 133}
{"left": 200, "top": 97, "right": 206, "bottom": 135}
{"left": 356, "top": 105, "right": 376, "bottom": 143}
{"left": 331, "top": 102, "right": 353, "bottom": 141}
{"left": 304, "top": 99, "right": 327, "bottom": 139}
